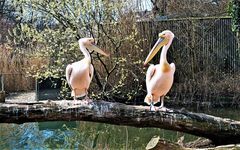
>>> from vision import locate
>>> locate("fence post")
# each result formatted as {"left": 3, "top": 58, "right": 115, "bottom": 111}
{"left": 0, "top": 74, "right": 4, "bottom": 91}
{"left": 0, "top": 74, "right": 5, "bottom": 102}
{"left": 35, "top": 78, "right": 39, "bottom": 101}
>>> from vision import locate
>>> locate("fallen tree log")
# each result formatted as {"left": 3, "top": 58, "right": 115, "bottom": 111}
{"left": 147, "top": 137, "right": 240, "bottom": 150}
{"left": 0, "top": 100, "right": 240, "bottom": 145}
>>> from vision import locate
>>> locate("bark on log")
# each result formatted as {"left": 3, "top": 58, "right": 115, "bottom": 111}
{"left": 0, "top": 100, "right": 240, "bottom": 145}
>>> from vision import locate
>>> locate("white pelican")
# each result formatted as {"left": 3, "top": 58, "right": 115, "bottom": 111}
{"left": 144, "top": 30, "right": 175, "bottom": 111}
{"left": 66, "top": 38, "right": 109, "bottom": 103}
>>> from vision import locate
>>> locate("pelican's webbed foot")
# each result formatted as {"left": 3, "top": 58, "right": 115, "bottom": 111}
{"left": 150, "top": 103, "right": 156, "bottom": 111}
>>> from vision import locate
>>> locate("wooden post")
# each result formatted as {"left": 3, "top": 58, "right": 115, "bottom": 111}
{"left": 0, "top": 74, "right": 5, "bottom": 103}
{"left": 0, "top": 74, "right": 4, "bottom": 91}
{"left": 237, "top": 32, "right": 240, "bottom": 72}
{"left": 35, "top": 78, "right": 38, "bottom": 101}
{"left": 0, "top": 91, "right": 5, "bottom": 103}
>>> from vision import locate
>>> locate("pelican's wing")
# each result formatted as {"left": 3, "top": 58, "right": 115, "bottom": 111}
{"left": 89, "top": 64, "right": 94, "bottom": 82}
{"left": 170, "top": 63, "right": 176, "bottom": 73}
{"left": 146, "top": 64, "right": 156, "bottom": 83}
{"left": 66, "top": 64, "right": 73, "bottom": 89}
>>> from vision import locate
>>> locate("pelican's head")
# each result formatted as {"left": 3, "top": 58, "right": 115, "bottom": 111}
{"left": 144, "top": 30, "right": 174, "bottom": 66}
{"left": 79, "top": 38, "right": 109, "bottom": 57}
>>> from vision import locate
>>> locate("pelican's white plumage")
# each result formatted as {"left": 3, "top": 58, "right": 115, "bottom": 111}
{"left": 66, "top": 38, "right": 109, "bottom": 101}
{"left": 144, "top": 30, "right": 175, "bottom": 111}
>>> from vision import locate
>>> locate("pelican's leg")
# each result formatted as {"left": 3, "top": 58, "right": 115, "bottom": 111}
{"left": 84, "top": 89, "right": 89, "bottom": 100}
{"left": 150, "top": 102, "right": 156, "bottom": 111}
{"left": 158, "top": 96, "right": 169, "bottom": 112}
{"left": 83, "top": 89, "right": 92, "bottom": 104}
{"left": 73, "top": 89, "right": 77, "bottom": 104}
{"left": 159, "top": 96, "right": 164, "bottom": 108}
{"left": 149, "top": 95, "right": 156, "bottom": 111}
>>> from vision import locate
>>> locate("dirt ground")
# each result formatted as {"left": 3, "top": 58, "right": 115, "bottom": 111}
{"left": 5, "top": 91, "right": 36, "bottom": 103}
{"left": 5, "top": 89, "right": 61, "bottom": 103}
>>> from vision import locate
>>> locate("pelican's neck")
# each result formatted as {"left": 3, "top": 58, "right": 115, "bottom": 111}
{"left": 160, "top": 37, "right": 173, "bottom": 64}
{"left": 79, "top": 42, "right": 91, "bottom": 62}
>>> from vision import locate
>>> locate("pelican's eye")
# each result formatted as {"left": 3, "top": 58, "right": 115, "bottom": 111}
{"left": 159, "top": 33, "right": 166, "bottom": 38}
{"left": 162, "top": 33, "right": 169, "bottom": 39}
{"left": 88, "top": 39, "right": 93, "bottom": 44}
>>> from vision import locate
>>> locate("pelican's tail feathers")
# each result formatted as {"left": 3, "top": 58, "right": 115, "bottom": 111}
{"left": 144, "top": 94, "right": 152, "bottom": 105}
{"left": 144, "top": 94, "right": 160, "bottom": 105}
{"left": 71, "top": 89, "right": 87, "bottom": 98}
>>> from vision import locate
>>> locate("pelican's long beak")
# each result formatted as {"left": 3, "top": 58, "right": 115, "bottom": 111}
{"left": 87, "top": 44, "right": 109, "bottom": 57}
{"left": 144, "top": 37, "right": 168, "bottom": 66}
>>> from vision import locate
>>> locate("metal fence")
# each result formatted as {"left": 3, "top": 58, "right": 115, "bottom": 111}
{"left": 138, "top": 17, "right": 239, "bottom": 81}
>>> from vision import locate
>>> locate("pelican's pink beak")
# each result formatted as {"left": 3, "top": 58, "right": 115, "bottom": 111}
{"left": 144, "top": 37, "right": 168, "bottom": 66}
{"left": 87, "top": 44, "right": 109, "bottom": 57}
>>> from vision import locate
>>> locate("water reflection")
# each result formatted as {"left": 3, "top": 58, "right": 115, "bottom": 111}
{"left": 0, "top": 121, "right": 196, "bottom": 149}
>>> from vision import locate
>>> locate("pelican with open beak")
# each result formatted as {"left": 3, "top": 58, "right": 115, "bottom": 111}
{"left": 144, "top": 30, "right": 175, "bottom": 111}
{"left": 66, "top": 38, "right": 109, "bottom": 103}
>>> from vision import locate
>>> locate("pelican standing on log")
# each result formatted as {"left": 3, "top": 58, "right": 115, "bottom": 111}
{"left": 66, "top": 38, "right": 109, "bottom": 103}
{"left": 144, "top": 30, "right": 175, "bottom": 111}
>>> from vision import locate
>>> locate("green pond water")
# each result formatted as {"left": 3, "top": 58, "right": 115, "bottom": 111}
{"left": 0, "top": 107, "right": 239, "bottom": 149}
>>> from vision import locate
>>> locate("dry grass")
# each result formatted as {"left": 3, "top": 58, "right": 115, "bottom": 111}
{"left": 0, "top": 44, "right": 37, "bottom": 92}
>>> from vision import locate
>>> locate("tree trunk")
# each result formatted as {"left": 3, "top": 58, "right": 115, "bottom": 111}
{"left": 0, "top": 100, "right": 240, "bottom": 145}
